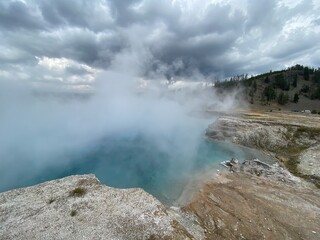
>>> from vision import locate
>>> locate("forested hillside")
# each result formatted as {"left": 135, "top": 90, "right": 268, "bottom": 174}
{"left": 215, "top": 65, "right": 320, "bottom": 111}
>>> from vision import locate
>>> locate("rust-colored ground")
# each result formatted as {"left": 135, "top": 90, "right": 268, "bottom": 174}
{"left": 184, "top": 172, "right": 320, "bottom": 240}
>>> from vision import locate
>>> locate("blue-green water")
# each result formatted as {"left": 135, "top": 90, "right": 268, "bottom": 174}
{"left": 0, "top": 84, "right": 275, "bottom": 203}
{"left": 3, "top": 134, "right": 273, "bottom": 202}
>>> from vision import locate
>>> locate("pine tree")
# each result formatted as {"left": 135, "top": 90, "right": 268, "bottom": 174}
{"left": 304, "top": 67, "right": 309, "bottom": 81}
{"left": 264, "top": 76, "right": 270, "bottom": 83}
{"left": 292, "top": 74, "right": 298, "bottom": 88}
{"left": 278, "top": 92, "right": 289, "bottom": 105}
{"left": 263, "top": 86, "right": 276, "bottom": 102}
{"left": 293, "top": 93, "right": 299, "bottom": 103}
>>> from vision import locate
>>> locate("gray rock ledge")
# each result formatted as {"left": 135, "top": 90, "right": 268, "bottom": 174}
{"left": 0, "top": 174, "right": 190, "bottom": 240}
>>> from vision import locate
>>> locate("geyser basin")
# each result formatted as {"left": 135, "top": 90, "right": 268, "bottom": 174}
{"left": 1, "top": 133, "right": 274, "bottom": 203}
{"left": 0, "top": 78, "right": 273, "bottom": 203}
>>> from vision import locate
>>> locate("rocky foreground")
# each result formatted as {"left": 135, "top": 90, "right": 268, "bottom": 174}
{"left": 0, "top": 174, "right": 191, "bottom": 240}
{"left": 1, "top": 111, "right": 320, "bottom": 240}
{"left": 1, "top": 170, "right": 320, "bottom": 240}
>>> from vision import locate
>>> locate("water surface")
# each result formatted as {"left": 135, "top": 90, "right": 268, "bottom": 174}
{"left": 11, "top": 135, "right": 273, "bottom": 202}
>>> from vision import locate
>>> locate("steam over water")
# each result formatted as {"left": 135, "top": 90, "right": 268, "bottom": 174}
{"left": 53, "top": 137, "right": 273, "bottom": 202}
{"left": 0, "top": 74, "right": 272, "bottom": 202}
{"left": 1, "top": 123, "right": 272, "bottom": 202}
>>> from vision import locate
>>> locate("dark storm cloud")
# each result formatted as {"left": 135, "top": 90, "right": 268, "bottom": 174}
{"left": 0, "top": 1, "right": 45, "bottom": 30}
{"left": 0, "top": 0, "right": 319, "bottom": 83}
{"left": 38, "top": 0, "right": 115, "bottom": 31}
{"left": 40, "top": 0, "right": 89, "bottom": 27}
{"left": 107, "top": 0, "right": 140, "bottom": 25}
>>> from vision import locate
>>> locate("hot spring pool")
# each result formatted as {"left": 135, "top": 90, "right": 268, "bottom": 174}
{"left": 2, "top": 134, "right": 274, "bottom": 203}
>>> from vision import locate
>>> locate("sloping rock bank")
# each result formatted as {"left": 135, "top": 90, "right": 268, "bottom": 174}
{"left": 206, "top": 114, "right": 319, "bottom": 152}
{"left": 0, "top": 175, "right": 191, "bottom": 240}
{"left": 298, "top": 144, "right": 320, "bottom": 178}
{"left": 206, "top": 112, "right": 320, "bottom": 181}
{"left": 183, "top": 171, "right": 320, "bottom": 240}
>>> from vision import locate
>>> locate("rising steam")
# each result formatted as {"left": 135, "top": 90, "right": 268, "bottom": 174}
{"left": 0, "top": 48, "right": 243, "bottom": 196}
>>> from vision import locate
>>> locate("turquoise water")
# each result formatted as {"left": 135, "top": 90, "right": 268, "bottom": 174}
{"left": 18, "top": 134, "right": 272, "bottom": 203}
{"left": 0, "top": 86, "right": 275, "bottom": 202}
{"left": 0, "top": 107, "right": 274, "bottom": 202}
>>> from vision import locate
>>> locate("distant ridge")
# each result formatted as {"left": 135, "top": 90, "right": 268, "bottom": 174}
{"left": 215, "top": 64, "right": 320, "bottom": 111}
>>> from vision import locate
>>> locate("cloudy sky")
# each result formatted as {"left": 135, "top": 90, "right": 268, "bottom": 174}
{"left": 1, "top": 0, "right": 320, "bottom": 88}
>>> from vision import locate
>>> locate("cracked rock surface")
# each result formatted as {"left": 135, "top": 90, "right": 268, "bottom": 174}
{"left": 0, "top": 174, "right": 191, "bottom": 240}
{"left": 298, "top": 144, "right": 320, "bottom": 177}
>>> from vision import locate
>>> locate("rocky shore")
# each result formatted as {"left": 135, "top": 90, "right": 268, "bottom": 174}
{"left": 206, "top": 111, "right": 320, "bottom": 184}
{"left": 1, "top": 111, "right": 320, "bottom": 240}
{"left": 1, "top": 169, "right": 319, "bottom": 240}
{"left": 0, "top": 174, "right": 191, "bottom": 240}
{"left": 298, "top": 144, "right": 320, "bottom": 178}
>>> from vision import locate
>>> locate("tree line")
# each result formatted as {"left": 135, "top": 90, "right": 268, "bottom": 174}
{"left": 214, "top": 64, "right": 320, "bottom": 105}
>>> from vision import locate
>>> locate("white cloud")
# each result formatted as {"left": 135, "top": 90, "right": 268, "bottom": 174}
{"left": 0, "top": 0, "right": 319, "bottom": 86}
{"left": 37, "top": 57, "right": 72, "bottom": 70}
{"left": 37, "top": 56, "right": 97, "bottom": 75}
